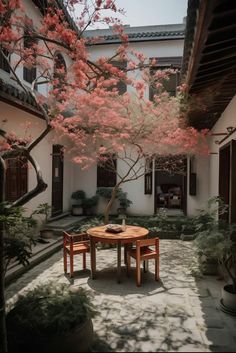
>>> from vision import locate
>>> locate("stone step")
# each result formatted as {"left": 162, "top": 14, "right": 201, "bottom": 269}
{"left": 5, "top": 238, "right": 62, "bottom": 286}
{"left": 44, "top": 216, "right": 87, "bottom": 231}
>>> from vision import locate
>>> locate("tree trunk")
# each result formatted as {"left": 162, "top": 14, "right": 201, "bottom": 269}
{"left": 104, "top": 184, "right": 119, "bottom": 224}
{"left": 0, "top": 158, "right": 7, "bottom": 352}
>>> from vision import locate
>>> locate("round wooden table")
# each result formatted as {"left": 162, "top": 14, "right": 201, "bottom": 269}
{"left": 87, "top": 225, "right": 149, "bottom": 283}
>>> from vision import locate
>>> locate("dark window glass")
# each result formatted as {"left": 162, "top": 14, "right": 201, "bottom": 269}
{"left": 0, "top": 48, "right": 10, "bottom": 73}
{"left": 23, "top": 30, "right": 37, "bottom": 86}
{"left": 149, "top": 57, "right": 181, "bottom": 101}
{"left": 53, "top": 53, "right": 67, "bottom": 88}
{"left": 144, "top": 159, "right": 153, "bottom": 194}
{"left": 97, "top": 156, "right": 117, "bottom": 187}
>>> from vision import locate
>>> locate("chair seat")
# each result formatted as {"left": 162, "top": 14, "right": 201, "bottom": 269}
{"left": 63, "top": 232, "right": 90, "bottom": 278}
{"left": 126, "top": 238, "right": 160, "bottom": 286}
{"left": 129, "top": 246, "right": 155, "bottom": 258}
{"left": 65, "top": 241, "right": 90, "bottom": 254}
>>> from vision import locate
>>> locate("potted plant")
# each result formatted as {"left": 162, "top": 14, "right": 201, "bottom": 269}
{"left": 82, "top": 195, "right": 99, "bottom": 216}
{"left": 194, "top": 197, "right": 236, "bottom": 315}
{"left": 71, "top": 190, "right": 86, "bottom": 216}
{"left": 117, "top": 192, "right": 132, "bottom": 216}
{"left": 6, "top": 282, "right": 97, "bottom": 352}
{"left": 33, "top": 203, "right": 53, "bottom": 239}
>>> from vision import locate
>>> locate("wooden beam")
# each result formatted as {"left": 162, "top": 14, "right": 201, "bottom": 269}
{"left": 208, "top": 23, "right": 236, "bottom": 35}
{"left": 202, "top": 44, "right": 236, "bottom": 56}
{"left": 199, "top": 52, "right": 236, "bottom": 66}
{"left": 212, "top": 8, "right": 236, "bottom": 19}
{"left": 205, "top": 37, "right": 236, "bottom": 48}
{"left": 196, "top": 66, "right": 236, "bottom": 80}
{"left": 185, "top": 1, "right": 216, "bottom": 88}
{"left": 198, "top": 61, "right": 236, "bottom": 74}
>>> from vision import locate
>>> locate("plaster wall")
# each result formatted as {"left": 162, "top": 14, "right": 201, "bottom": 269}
{"left": 209, "top": 95, "right": 236, "bottom": 198}
{"left": 0, "top": 101, "right": 73, "bottom": 215}
{"left": 72, "top": 39, "right": 184, "bottom": 216}
{"left": 187, "top": 95, "right": 236, "bottom": 216}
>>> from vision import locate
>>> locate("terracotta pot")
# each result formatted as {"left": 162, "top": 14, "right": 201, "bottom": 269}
{"left": 42, "top": 317, "right": 94, "bottom": 352}
{"left": 9, "top": 317, "right": 94, "bottom": 352}
{"left": 72, "top": 205, "right": 83, "bottom": 216}
{"left": 40, "top": 229, "right": 54, "bottom": 239}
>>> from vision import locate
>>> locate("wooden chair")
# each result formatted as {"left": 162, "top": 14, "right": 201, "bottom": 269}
{"left": 126, "top": 238, "right": 160, "bottom": 286}
{"left": 63, "top": 231, "right": 90, "bottom": 278}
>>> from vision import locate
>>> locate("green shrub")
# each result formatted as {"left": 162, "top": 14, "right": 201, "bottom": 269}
{"left": 7, "top": 282, "right": 97, "bottom": 336}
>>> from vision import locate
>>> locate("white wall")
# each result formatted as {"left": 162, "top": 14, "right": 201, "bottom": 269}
{"left": 209, "top": 95, "right": 236, "bottom": 197}
{"left": 187, "top": 95, "right": 236, "bottom": 215}
{"left": 71, "top": 38, "right": 184, "bottom": 216}
{"left": 1, "top": 101, "right": 73, "bottom": 215}
{"left": 187, "top": 156, "right": 210, "bottom": 216}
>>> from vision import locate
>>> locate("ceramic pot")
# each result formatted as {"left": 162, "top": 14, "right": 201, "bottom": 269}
{"left": 8, "top": 317, "right": 94, "bottom": 352}
{"left": 220, "top": 284, "right": 236, "bottom": 315}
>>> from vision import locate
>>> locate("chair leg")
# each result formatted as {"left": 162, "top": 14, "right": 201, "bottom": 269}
{"left": 64, "top": 249, "right": 67, "bottom": 274}
{"left": 126, "top": 253, "right": 131, "bottom": 277}
{"left": 155, "top": 257, "right": 160, "bottom": 281}
{"left": 143, "top": 260, "right": 148, "bottom": 273}
{"left": 83, "top": 253, "right": 86, "bottom": 270}
{"left": 136, "top": 258, "right": 141, "bottom": 287}
{"left": 70, "top": 253, "right": 74, "bottom": 278}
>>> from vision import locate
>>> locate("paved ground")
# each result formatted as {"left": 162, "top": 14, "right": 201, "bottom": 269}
{"left": 5, "top": 240, "right": 236, "bottom": 352}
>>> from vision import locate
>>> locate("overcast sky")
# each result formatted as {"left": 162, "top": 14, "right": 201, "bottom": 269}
{"left": 87, "top": 0, "right": 188, "bottom": 28}
{"left": 114, "top": 0, "right": 188, "bottom": 26}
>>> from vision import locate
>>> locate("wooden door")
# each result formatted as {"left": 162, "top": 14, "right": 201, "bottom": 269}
{"left": 219, "top": 140, "right": 236, "bottom": 223}
{"left": 51, "top": 145, "right": 63, "bottom": 217}
{"left": 230, "top": 140, "right": 236, "bottom": 223}
{"left": 5, "top": 157, "right": 28, "bottom": 202}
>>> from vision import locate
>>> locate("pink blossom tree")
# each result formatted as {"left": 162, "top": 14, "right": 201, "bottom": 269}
{"left": 0, "top": 0, "right": 209, "bottom": 350}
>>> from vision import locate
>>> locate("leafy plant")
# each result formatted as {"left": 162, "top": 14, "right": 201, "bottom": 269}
{"left": 0, "top": 204, "right": 37, "bottom": 274}
{"left": 194, "top": 197, "right": 236, "bottom": 292}
{"left": 74, "top": 217, "right": 103, "bottom": 233}
{"left": 118, "top": 191, "right": 132, "bottom": 209}
{"left": 71, "top": 190, "right": 86, "bottom": 201}
{"left": 6, "top": 282, "right": 97, "bottom": 350}
{"left": 32, "top": 203, "right": 52, "bottom": 222}
{"left": 83, "top": 195, "right": 99, "bottom": 209}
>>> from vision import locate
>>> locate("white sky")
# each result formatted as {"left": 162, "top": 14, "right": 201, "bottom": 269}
{"left": 87, "top": 0, "right": 188, "bottom": 29}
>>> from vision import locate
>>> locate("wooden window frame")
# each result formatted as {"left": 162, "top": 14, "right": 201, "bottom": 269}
{"left": 5, "top": 157, "right": 28, "bottom": 202}
{"left": 23, "top": 29, "right": 37, "bottom": 86}
{"left": 0, "top": 48, "right": 10, "bottom": 73}
{"left": 144, "top": 159, "right": 153, "bottom": 195}
{"left": 149, "top": 57, "right": 182, "bottom": 101}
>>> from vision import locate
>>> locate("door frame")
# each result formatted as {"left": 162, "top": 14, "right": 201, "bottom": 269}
{"left": 154, "top": 157, "right": 187, "bottom": 214}
{"left": 51, "top": 145, "right": 64, "bottom": 217}
{"left": 219, "top": 139, "right": 236, "bottom": 223}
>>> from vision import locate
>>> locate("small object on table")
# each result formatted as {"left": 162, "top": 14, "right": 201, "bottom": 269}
{"left": 105, "top": 224, "right": 123, "bottom": 233}
{"left": 122, "top": 218, "right": 126, "bottom": 231}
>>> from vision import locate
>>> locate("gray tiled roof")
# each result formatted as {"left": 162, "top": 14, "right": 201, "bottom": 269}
{"left": 84, "top": 24, "right": 185, "bottom": 44}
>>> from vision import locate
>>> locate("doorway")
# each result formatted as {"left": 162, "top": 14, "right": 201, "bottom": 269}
{"left": 154, "top": 157, "right": 187, "bottom": 214}
{"left": 51, "top": 145, "right": 64, "bottom": 217}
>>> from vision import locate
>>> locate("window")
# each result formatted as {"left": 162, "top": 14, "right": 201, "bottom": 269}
{"left": 5, "top": 157, "right": 28, "bottom": 202}
{"left": 109, "top": 61, "right": 127, "bottom": 95}
{"left": 97, "top": 156, "right": 117, "bottom": 187}
{"left": 0, "top": 48, "right": 10, "bottom": 73}
{"left": 23, "top": 30, "right": 37, "bottom": 86}
{"left": 53, "top": 53, "right": 67, "bottom": 88}
{"left": 144, "top": 158, "right": 153, "bottom": 194}
{"left": 149, "top": 57, "right": 181, "bottom": 100}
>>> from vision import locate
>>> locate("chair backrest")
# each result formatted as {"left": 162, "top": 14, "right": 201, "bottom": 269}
{"left": 136, "top": 237, "right": 159, "bottom": 253}
{"left": 63, "top": 231, "right": 89, "bottom": 248}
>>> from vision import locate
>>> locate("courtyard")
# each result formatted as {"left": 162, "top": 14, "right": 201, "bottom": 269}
{"left": 5, "top": 239, "right": 236, "bottom": 352}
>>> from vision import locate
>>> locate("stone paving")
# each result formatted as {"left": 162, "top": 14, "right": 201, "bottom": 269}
{"left": 5, "top": 240, "right": 236, "bottom": 352}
